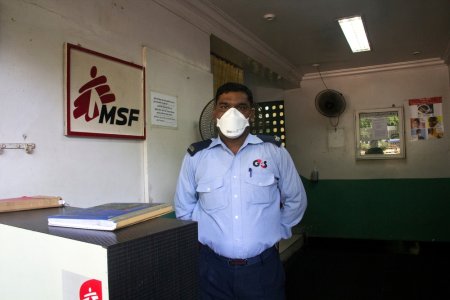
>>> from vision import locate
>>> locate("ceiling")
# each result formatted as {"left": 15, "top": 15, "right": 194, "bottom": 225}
{"left": 206, "top": 0, "right": 450, "bottom": 84}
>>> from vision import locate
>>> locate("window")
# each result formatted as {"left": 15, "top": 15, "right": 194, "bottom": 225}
{"left": 355, "top": 107, "right": 405, "bottom": 160}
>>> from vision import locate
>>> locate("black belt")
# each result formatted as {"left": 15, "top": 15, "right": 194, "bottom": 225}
{"left": 199, "top": 243, "right": 278, "bottom": 266}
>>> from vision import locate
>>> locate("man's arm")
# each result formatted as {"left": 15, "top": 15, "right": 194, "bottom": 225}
{"left": 174, "top": 153, "right": 198, "bottom": 220}
{"left": 277, "top": 147, "right": 307, "bottom": 239}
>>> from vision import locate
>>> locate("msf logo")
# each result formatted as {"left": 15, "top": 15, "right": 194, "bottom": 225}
{"left": 79, "top": 279, "right": 102, "bottom": 300}
{"left": 73, "top": 66, "right": 140, "bottom": 126}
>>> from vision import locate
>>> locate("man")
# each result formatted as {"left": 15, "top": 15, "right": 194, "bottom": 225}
{"left": 174, "top": 82, "right": 307, "bottom": 299}
{"left": 427, "top": 116, "right": 443, "bottom": 139}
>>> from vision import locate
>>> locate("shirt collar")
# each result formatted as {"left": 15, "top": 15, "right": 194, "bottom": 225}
{"left": 209, "top": 134, "right": 263, "bottom": 151}
{"left": 246, "top": 134, "right": 264, "bottom": 145}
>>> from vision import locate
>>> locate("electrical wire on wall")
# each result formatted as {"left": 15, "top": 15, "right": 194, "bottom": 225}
{"left": 313, "top": 64, "right": 346, "bottom": 129}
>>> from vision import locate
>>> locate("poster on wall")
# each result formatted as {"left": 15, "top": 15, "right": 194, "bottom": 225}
{"left": 408, "top": 97, "right": 444, "bottom": 141}
{"left": 64, "top": 43, "right": 146, "bottom": 139}
{"left": 150, "top": 91, "right": 177, "bottom": 128}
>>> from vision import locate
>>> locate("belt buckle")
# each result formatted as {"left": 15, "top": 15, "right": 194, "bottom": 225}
{"left": 228, "top": 259, "right": 247, "bottom": 266}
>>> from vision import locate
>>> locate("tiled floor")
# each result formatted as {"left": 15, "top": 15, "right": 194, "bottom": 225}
{"left": 285, "top": 237, "right": 450, "bottom": 300}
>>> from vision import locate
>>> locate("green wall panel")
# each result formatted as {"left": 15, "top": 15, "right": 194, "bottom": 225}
{"left": 300, "top": 178, "right": 450, "bottom": 241}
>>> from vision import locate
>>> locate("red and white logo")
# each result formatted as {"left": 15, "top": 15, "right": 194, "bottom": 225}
{"left": 79, "top": 279, "right": 102, "bottom": 300}
{"left": 65, "top": 43, "right": 145, "bottom": 139}
{"left": 73, "top": 66, "right": 139, "bottom": 126}
{"left": 73, "top": 66, "right": 116, "bottom": 122}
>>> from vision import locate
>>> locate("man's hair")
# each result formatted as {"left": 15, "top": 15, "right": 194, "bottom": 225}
{"left": 215, "top": 82, "right": 253, "bottom": 105}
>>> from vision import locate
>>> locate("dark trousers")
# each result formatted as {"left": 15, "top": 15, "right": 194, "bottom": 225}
{"left": 199, "top": 244, "right": 285, "bottom": 300}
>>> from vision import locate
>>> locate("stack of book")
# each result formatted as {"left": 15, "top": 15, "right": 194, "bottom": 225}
{"left": 48, "top": 202, "right": 174, "bottom": 231}
{"left": 0, "top": 196, "right": 64, "bottom": 213}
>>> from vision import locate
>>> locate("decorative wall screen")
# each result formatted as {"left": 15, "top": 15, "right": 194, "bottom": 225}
{"left": 251, "top": 100, "right": 286, "bottom": 147}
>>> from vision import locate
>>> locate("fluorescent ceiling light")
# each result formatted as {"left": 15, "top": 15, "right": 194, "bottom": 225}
{"left": 338, "top": 16, "right": 371, "bottom": 53}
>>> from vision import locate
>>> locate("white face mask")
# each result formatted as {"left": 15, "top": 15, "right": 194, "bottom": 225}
{"left": 216, "top": 107, "right": 250, "bottom": 139}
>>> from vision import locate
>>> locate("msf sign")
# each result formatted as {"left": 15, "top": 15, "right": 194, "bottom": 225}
{"left": 99, "top": 106, "right": 139, "bottom": 126}
{"left": 73, "top": 66, "right": 140, "bottom": 126}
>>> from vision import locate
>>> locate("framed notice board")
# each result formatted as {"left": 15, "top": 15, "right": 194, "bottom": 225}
{"left": 355, "top": 107, "right": 405, "bottom": 160}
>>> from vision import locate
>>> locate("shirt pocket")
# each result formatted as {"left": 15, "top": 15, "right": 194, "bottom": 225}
{"left": 196, "top": 177, "right": 228, "bottom": 212}
{"left": 244, "top": 173, "right": 277, "bottom": 204}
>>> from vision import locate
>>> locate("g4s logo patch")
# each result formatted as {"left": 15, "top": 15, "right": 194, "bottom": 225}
{"left": 253, "top": 159, "right": 268, "bottom": 168}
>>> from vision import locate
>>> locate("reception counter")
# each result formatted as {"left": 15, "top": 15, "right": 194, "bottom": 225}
{"left": 0, "top": 206, "right": 198, "bottom": 299}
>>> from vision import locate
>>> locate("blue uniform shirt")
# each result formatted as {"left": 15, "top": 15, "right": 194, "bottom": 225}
{"left": 174, "top": 134, "right": 307, "bottom": 259}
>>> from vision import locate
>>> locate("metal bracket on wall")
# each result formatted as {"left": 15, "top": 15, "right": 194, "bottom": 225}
{"left": 0, "top": 143, "right": 36, "bottom": 154}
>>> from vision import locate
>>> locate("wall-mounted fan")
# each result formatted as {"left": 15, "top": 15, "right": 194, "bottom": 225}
{"left": 315, "top": 89, "right": 346, "bottom": 118}
{"left": 199, "top": 99, "right": 217, "bottom": 140}
{"left": 313, "top": 64, "right": 347, "bottom": 127}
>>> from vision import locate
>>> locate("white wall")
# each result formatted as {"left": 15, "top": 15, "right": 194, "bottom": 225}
{"left": 0, "top": 0, "right": 212, "bottom": 206}
{"left": 146, "top": 49, "right": 213, "bottom": 203}
{"left": 285, "top": 63, "right": 450, "bottom": 179}
{"left": 2, "top": 1, "right": 448, "bottom": 208}
{"left": 252, "top": 86, "right": 285, "bottom": 103}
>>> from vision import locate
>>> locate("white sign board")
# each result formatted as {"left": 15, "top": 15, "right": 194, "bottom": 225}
{"left": 65, "top": 43, "right": 146, "bottom": 139}
{"left": 150, "top": 92, "right": 177, "bottom": 128}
